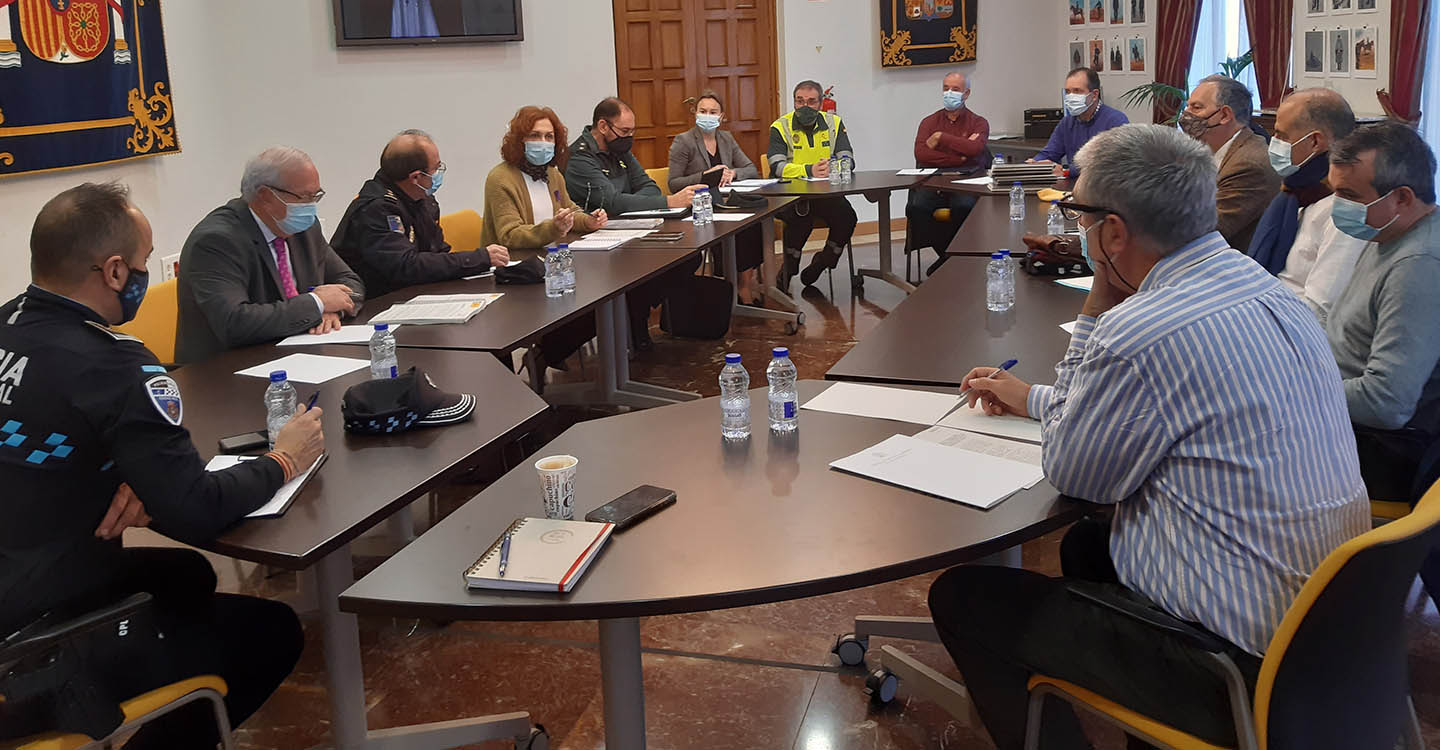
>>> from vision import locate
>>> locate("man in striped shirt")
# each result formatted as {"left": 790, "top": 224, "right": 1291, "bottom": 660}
{"left": 929, "top": 124, "right": 1368, "bottom": 750}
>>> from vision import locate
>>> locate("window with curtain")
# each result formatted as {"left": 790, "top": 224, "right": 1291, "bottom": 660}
{"left": 1187, "top": 0, "right": 1261, "bottom": 108}
{"left": 1422, "top": 1, "right": 1440, "bottom": 183}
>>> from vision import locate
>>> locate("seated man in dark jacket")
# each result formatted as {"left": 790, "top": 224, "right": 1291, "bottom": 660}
{"left": 331, "top": 129, "right": 509, "bottom": 299}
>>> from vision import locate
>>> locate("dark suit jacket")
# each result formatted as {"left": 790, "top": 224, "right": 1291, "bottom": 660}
{"left": 666, "top": 127, "right": 760, "bottom": 193}
{"left": 1216, "top": 129, "right": 1282, "bottom": 252}
{"left": 175, "top": 198, "right": 365, "bottom": 364}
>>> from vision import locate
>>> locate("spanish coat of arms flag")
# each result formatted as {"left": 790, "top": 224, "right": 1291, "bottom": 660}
{"left": 0, "top": 0, "right": 179, "bottom": 178}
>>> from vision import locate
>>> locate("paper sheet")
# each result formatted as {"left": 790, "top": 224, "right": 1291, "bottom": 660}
{"left": 587, "top": 229, "right": 655, "bottom": 239}
{"left": 913, "top": 426, "right": 1043, "bottom": 487}
{"left": 277, "top": 324, "right": 402, "bottom": 347}
{"left": 934, "top": 404, "right": 1044, "bottom": 444}
{"left": 710, "top": 213, "right": 755, "bottom": 222}
{"left": 952, "top": 176, "right": 992, "bottom": 186}
{"left": 802, "top": 383, "right": 961, "bottom": 425}
{"left": 234, "top": 353, "right": 369, "bottom": 384}
{"left": 830, "top": 434, "right": 1044, "bottom": 509}
{"left": 206, "top": 454, "right": 324, "bottom": 518}
{"left": 463, "top": 259, "right": 523, "bottom": 280}
{"left": 1055, "top": 277, "right": 1094, "bottom": 291}
{"left": 568, "top": 236, "right": 629, "bottom": 251}
{"left": 618, "top": 208, "right": 686, "bottom": 217}
{"left": 897, "top": 168, "right": 938, "bottom": 175}
{"left": 801, "top": 176, "right": 831, "bottom": 182}
{"left": 724, "top": 185, "right": 761, "bottom": 193}
{"left": 730, "top": 178, "right": 778, "bottom": 187}
{"left": 1059, "top": 320, "right": 1078, "bottom": 334}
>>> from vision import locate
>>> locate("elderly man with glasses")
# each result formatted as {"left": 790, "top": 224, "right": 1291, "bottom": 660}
{"left": 928, "top": 124, "right": 1368, "bottom": 750}
{"left": 176, "top": 145, "right": 365, "bottom": 364}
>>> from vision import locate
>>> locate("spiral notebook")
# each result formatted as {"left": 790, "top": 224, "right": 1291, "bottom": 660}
{"left": 463, "top": 517, "right": 615, "bottom": 592}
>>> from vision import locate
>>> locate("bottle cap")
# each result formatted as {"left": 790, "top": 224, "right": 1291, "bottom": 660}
{"left": 1012, "top": 181, "right": 1022, "bottom": 186}
{"left": 557, "top": 243, "right": 569, "bottom": 249}
{"left": 725, "top": 353, "right": 742, "bottom": 364}
{"left": 269, "top": 370, "right": 287, "bottom": 382}
{"left": 547, "top": 246, "right": 559, "bottom": 253}
{"left": 1000, "top": 249, "right": 1012, "bottom": 257}
{"left": 772, "top": 347, "right": 789, "bottom": 358}
{"left": 697, "top": 187, "right": 708, "bottom": 193}
{"left": 374, "top": 323, "right": 389, "bottom": 331}
{"left": 991, "top": 252, "right": 1004, "bottom": 260}
{"left": 1051, "top": 200, "right": 1059, "bottom": 206}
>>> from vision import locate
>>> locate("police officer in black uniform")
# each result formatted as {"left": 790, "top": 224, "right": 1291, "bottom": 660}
{"left": 331, "top": 128, "right": 510, "bottom": 299}
{"left": 0, "top": 183, "right": 324, "bottom": 747}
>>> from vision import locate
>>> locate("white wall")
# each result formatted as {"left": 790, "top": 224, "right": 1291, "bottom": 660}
{"left": 0, "top": 0, "right": 616, "bottom": 298}
{"left": 1290, "top": 0, "right": 1389, "bottom": 117}
{"left": 777, "top": 0, "right": 1060, "bottom": 223}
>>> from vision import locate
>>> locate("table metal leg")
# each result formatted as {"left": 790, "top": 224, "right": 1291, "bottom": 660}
{"left": 599, "top": 617, "right": 647, "bottom": 750}
{"left": 386, "top": 504, "right": 415, "bottom": 545}
{"left": 758, "top": 214, "right": 800, "bottom": 313}
{"left": 855, "top": 192, "right": 916, "bottom": 295}
{"left": 611, "top": 292, "right": 701, "bottom": 407}
{"left": 726, "top": 235, "right": 804, "bottom": 331}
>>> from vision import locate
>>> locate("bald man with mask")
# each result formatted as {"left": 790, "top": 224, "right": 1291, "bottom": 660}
{"left": 907, "top": 71, "right": 990, "bottom": 276}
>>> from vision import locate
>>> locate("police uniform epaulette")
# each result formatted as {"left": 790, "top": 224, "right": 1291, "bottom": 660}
{"left": 382, "top": 189, "right": 400, "bottom": 202}
{"left": 84, "top": 320, "right": 144, "bottom": 344}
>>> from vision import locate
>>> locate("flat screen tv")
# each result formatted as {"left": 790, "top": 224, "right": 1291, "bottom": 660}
{"left": 332, "top": 0, "right": 524, "bottom": 46}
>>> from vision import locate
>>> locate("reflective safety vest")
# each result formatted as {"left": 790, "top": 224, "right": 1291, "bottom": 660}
{"left": 774, "top": 110, "right": 843, "bottom": 167}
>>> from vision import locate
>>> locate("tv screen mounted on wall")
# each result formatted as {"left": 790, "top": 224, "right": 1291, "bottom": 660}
{"left": 332, "top": 0, "right": 524, "bottom": 46}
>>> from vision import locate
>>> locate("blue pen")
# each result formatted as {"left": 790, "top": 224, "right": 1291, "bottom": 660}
{"left": 305, "top": 391, "right": 320, "bottom": 411}
{"left": 960, "top": 358, "right": 1018, "bottom": 405}
{"left": 498, "top": 531, "right": 512, "bottom": 578}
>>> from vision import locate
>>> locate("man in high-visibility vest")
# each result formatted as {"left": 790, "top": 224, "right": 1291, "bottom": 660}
{"left": 768, "top": 80, "right": 858, "bottom": 291}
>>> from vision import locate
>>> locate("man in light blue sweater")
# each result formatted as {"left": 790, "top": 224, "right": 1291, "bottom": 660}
{"left": 1326, "top": 121, "right": 1440, "bottom": 503}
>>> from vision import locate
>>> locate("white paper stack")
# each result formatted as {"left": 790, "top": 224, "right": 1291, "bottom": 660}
{"left": 234, "top": 353, "right": 369, "bottom": 384}
{"left": 802, "top": 382, "right": 960, "bottom": 425}
{"left": 897, "top": 168, "right": 938, "bottom": 176}
{"left": 567, "top": 235, "right": 630, "bottom": 251}
{"left": 730, "top": 178, "right": 778, "bottom": 187}
{"left": 602, "top": 218, "right": 664, "bottom": 230}
{"left": 277, "top": 325, "right": 401, "bottom": 347}
{"left": 206, "top": 454, "right": 326, "bottom": 518}
{"left": 1055, "top": 277, "right": 1094, "bottom": 291}
{"left": 830, "top": 434, "right": 1044, "bottom": 509}
{"left": 368, "top": 293, "right": 503, "bottom": 325}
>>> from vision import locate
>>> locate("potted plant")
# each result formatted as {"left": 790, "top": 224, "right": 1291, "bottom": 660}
{"left": 1120, "top": 50, "right": 1254, "bottom": 123}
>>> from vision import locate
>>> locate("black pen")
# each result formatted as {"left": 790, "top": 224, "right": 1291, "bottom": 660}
{"left": 498, "top": 531, "right": 512, "bottom": 578}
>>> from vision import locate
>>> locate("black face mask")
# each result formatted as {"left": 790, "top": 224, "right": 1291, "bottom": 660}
{"left": 118, "top": 267, "right": 149, "bottom": 324}
{"left": 793, "top": 106, "right": 820, "bottom": 129}
{"left": 601, "top": 121, "right": 634, "bottom": 154}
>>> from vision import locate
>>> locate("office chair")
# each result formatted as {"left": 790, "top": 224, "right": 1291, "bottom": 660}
{"left": 438, "top": 209, "right": 486, "bottom": 254}
{"left": 113, "top": 279, "right": 178, "bottom": 366}
{"left": 645, "top": 167, "right": 672, "bottom": 197}
{"left": 1020, "top": 478, "right": 1440, "bottom": 750}
{"left": 0, "top": 593, "right": 235, "bottom": 750}
{"left": 903, "top": 208, "right": 952, "bottom": 285}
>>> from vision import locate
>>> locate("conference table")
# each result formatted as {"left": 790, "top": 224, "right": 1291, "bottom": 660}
{"left": 756, "top": 170, "right": 928, "bottom": 295}
{"left": 944, "top": 192, "right": 1072, "bottom": 257}
{"left": 339, "top": 380, "right": 1084, "bottom": 749}
{"left": 174, "top": 343, "right": 551, "bottom": 750}
{"left": 921, "top": 171, "right": 1073, "bottom": 198}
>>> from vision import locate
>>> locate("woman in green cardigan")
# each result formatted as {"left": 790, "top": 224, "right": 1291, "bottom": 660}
{"left": 481, "top": 106, "right": 608, "bottom": 249}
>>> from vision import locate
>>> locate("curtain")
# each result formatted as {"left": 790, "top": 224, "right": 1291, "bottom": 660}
{"left": 1243, "top": 0, "right": 1291, "bottom": 109}
{"left": 1188, "top": 0, "right": 1259, "bottom": 99}
{"left": 1421, "top": 1, "right": 1440, "bottom": 185}
{"left": 1154, "top": 0, "right": 1206, "bottom": 122}
{"left": 1388, "top": 0, "right": 1433, "bottom": 122}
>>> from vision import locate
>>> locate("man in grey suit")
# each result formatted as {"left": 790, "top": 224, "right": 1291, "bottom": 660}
{"left": 176, "top": 146, "right": 364, "bottom": 364}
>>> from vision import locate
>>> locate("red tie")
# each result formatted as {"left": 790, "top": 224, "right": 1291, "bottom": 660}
{"left": 272, "top": 237, "right": 299, "bottom": 299}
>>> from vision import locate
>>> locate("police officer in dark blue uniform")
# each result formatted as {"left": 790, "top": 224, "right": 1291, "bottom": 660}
{"left": 0, "top": 183, "right": 324, "bottom": 747}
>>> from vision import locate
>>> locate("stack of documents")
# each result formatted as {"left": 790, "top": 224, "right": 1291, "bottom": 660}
{"left": 206, "top": 454, "right": 326, "bottom": 518}
{"left": 568, "top": 235, "right": 631, "bottom": 251}
{"left": 604, "top": 218, "right": 665, "bottom": 230}
{"left": 730, "top": 178, "right": 778, "bottom": 187}
{"left": 830, "top": 434, "right": 1043, "bottom": 509}
{"left": 990, "top": 162, "right": 1060, "bottom": 190}
{"left": 897, "top": 168, "right": 938, "bottom": 176}
{"left": 368, "top": 293, "right": 503, "bottom": 325}
{"left": 464, "top": 517, "right": 615, "bottom": 592}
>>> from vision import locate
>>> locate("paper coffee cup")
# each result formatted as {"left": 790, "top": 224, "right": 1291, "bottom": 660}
{"left": 535, "top": 454, "right": 578, "bottom": 520}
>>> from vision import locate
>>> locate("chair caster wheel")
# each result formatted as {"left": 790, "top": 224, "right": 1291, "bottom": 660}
{"left": 785, "top": 322, "right": 798, "bottom": 335}
{"left": 865, "top": 668, "right": 899, "bottom": 704}
{"left": 518, "top": 725, "right": 549, "bottom": 750}
{"left": 832, "top": 632, "right": 868, "bottom": 666}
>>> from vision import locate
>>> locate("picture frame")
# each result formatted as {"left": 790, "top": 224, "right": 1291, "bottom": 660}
{"left": 1356, "top": 0, "right": 1378, "bottom": 12}
{"left": 1330, "top": 0, "right": 1353, "bottom": 15}
{"left": 1130, "top": 0, "right": 1146, "bottom": 25}
{"left": 1069, "top": 0, "right": 1086, "bottom": 26}
{"left": 1303, "top": 30, "right": 1326, "bottom": 76}
{"left": 1109, "top": 0, "right": 1124, "bottom": 25}
{"left": 1088, "top": 38, "right": 1105, "bottom": 70}
{"left": 1306, "top": 0, "right": 1327, "bottom": 16}
{"left": 1353, "top": 26, "right": 1378, "bottom": 78}
{"left": 1327, "top": 28, "right": 1351, "bottom": 76}
{"left": 1089, "top": 0, "right": 1105, "bottom": 25}
{"left": 1069, "top": 40, "right": 1085, "bottom": 70}
{"left": 880, "top": 0, "right": 980, "bottom": 67}
{"left": 1128, "top": 36, "right": 1147, "bottom": 73}
{"left": 1108, "top": 37, "right": 1124, "bottom": 72}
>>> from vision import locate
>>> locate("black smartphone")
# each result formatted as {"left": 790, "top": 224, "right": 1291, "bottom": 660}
{"left": 218, "top": 431, "right": 268, "bottom": 454}
{"left": 585, "top": 485, "right": 676, "bottom": 530}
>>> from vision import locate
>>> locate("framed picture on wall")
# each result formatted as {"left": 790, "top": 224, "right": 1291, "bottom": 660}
{"left": 1130, "top": 0, "right": 1146, "bottom": 25}
{"left": 1306, "top": 0, "right": 1326, "bottom": 16}
{"left": 1328, "top": 28, "right": 1352, "bottom": 75}
{"left": 1304, "top": 30, "right": 1326, "bottom": 75}
{"left": 1109, "top": 0, "right": 1124, "bottom": 24}
{"left": 1353, "top": 26, "right": 1378, "bottom": 77}
{"left": 1357, "top": 0, "right": 1378, "bottom": 12}
{"left": 1070, "top": 41, "right": 1085, "bottom": 70}
{"left": 880, "top": 0, "right": 980, "bottom": 67}
{"left": 1070, "top": 0, "right": 1086, "bottom": 25}
{"left": 1088, "top": 38, "right": 1105, "bottom": 70}
{"left": 1108, "top": 37, "right": 1124, "bottom": 71}
{"left": 1331, "top": 0, "right": 1353, "bottom": 14}
{"left": 1089, "top": 0, "right": 1105, "bottom": 25}
{"left": 1128, "top": 37, "right": 1146, "bottom": 72}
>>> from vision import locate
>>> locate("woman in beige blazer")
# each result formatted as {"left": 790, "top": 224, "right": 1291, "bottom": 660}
{"left": 482, "top": 106, "right": 607, "bottom": 250}
{"left": 667, "top": 91, "right": 766, "bottom": 304}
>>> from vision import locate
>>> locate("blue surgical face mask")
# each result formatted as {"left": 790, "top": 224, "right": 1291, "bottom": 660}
{"left": 1267, "top": 131, "right": 1317, "bottom": 177}
{"left": 1078, "top": 220, "right": 1097, "bottom": 267}
{"left": 118, "top": 266, "right": 149, "bottom": 324}
{"left": 275, "top": 199, "right": 318, "bottom": 235}
{"left": 1332, "top": 191, "right": 1398, "bottom": 241}
{"left": 696, "top": 113, "right": 721, "bottom": 132}
{"left": 942, "top": 90, "right": 966, "bottom": 112}
{"left": 525, "top": 140, "right": 555, "bottom": 166}
{"left": 1063, "top": 92, "right": 1093, "bottom": 117}
{"left": 423, "top": 166, "right": 445, "bottom": 196}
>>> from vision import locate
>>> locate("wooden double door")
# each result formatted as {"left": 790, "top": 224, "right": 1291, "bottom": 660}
{"left": 612, "top": 0, "right": 780, "bottom": 173}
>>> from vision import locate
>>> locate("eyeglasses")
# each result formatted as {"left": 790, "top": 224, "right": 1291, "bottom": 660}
{"left": 1055, "top": 199, "right": 1123, "bottom": 223}
{"left": 267, "top": 185, "right": 325, "bottom": 203}
{"left": 604, "top": 120, "right": 636, "bottom": 137}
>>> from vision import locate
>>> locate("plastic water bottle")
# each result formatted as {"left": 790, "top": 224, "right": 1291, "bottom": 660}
{"left": 557, "top": 243, "right": 576, "bottom": 294}
{"left": 766, "top": 347, "right": 798, "bottom": 433}
{"left": 719, "top": 353, "right": 751, "bottom": 440}
{"left": 544, "top": 247, "right": 564, "bottom": 298}
{"left": 993, "top": 153, "right": 1005, "bottom": 171}
{"left": 700, "top": 187, "right": 714, "bottom": 224}
{"left": 1009, "top": 181, "right": 1025, "bottom": 221}
{"left": 369, "top": 324, "right": 398, "bottom": 379}
{"left": 692, "top": 187, "right": 710, "bottom": 226}
{"left": 1047, "top": 201, "right": 1065, "bottom": 235}
{"left": 264, "top": 371, "right": 297, "bottom": 451}
{"left": 998, "top": 249, "right": 1017, "bottom": 309}
{"left": 828, "top": 156, "right": 843, "bottom": 185}
{"left": 986, "top": 252, "right": 1012, "bottom": 312}
{"left": 839, "top": 155, "right": 853, "bottom": 183}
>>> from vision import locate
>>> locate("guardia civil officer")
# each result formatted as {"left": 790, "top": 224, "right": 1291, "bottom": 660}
{"left": 0, "top": 183, "right": 322, "bottom": 747}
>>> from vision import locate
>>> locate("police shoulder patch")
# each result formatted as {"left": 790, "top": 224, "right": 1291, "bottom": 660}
{"left": 145, "top": 375, "right": 183, "bottom": 426}
{"left": 84, "top": 320, "right": 143, "bottom": 344}
{"left": 387, "top": 215, "right": 404, "bottom": 233}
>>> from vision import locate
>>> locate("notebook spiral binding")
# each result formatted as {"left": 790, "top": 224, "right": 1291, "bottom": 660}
{"left": 466, "top": 518, "right": 529, "bottom": 577}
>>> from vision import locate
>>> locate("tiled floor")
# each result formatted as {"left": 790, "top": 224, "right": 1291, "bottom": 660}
{"left": 187, "top": 241, "right": 1440, "bottom": 749}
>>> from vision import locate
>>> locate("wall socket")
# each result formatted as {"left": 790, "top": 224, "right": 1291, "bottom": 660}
{"left": 160, "top": 253, "right": 180, "bottom": 282}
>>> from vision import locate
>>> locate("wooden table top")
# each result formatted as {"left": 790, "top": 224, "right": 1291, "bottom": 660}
{"left": 339, "top": 380, "right": 1082, "bottom": 621}
{"left": 754, "top": 170, "right": 927, "bottom": 200}
{"left": 172, "top": 344, "right": 550, "bottom": 569}
{"left": 944, "top": 193, "right": 1072, "bottom": 257}
{"left": 825, "top": 258, "right": 1085, "bottom": 388}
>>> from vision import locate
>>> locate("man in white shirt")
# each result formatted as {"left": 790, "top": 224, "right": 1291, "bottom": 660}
{"left": 1249, "top": 88, "right": 1369, "bottom": 325}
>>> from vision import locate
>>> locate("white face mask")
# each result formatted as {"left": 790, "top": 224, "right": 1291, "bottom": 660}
{"left": 1063, "top": 92, "right": 1094, "bottom": 117}
{"left": 1266, "top": 131, "right": 1318, "bottom": 177}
